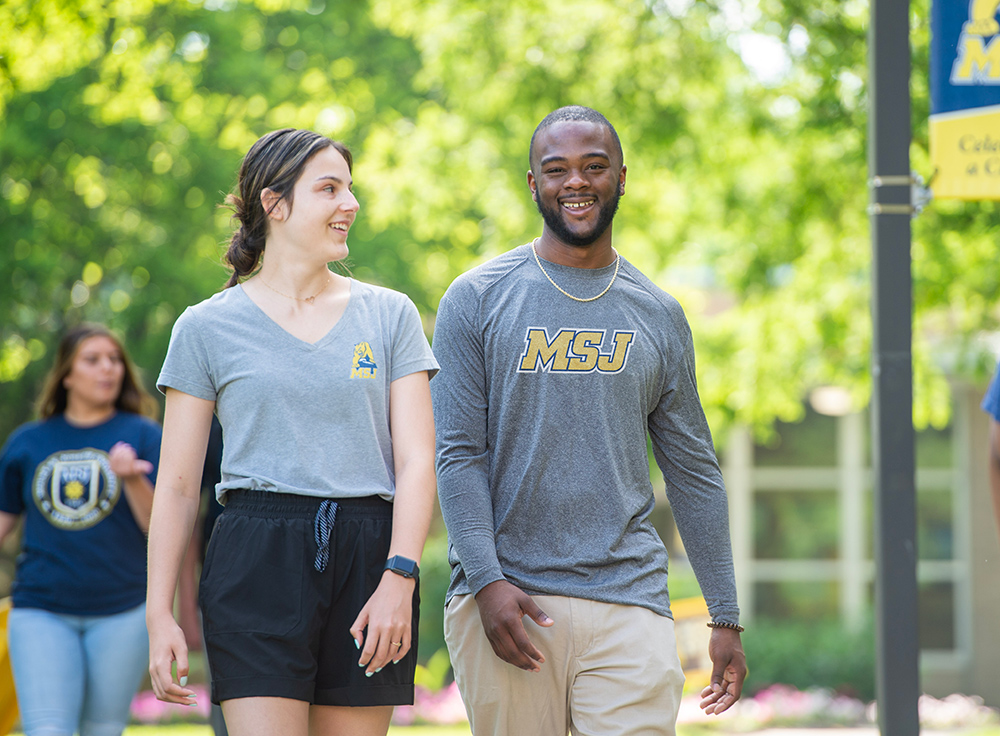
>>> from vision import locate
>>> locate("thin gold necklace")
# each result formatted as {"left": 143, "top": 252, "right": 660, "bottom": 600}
{"left": 531, "top": 240, "right": 620, "bottom": 303}
{"left": 259, "top": 272, "right": 332, "bottom": 305}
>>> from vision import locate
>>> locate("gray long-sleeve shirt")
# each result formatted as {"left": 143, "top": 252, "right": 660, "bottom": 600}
{"left": 431, "top": 244, "right": 740, "bottom": 622}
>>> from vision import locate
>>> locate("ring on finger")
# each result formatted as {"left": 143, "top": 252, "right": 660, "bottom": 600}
{"left": 391, "top": 641, "right": 401, "bottom": 647}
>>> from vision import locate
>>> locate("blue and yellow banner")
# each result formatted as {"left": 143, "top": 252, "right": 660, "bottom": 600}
{"left": 931, "top": 0, "right": 1000, "bottom": 199}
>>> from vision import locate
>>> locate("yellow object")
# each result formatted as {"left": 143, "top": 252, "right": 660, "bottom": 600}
{"left": 967, "top": 0, "right": 1000, "bottom": 36}
{"left": 930, "top": 105, "right": 1000, "bottom": 199}
{"left": 0, "top": 599, "right": 18, "bottom": 736}
{"left": 671, "top": 596, "right": 712, "bottom": 692}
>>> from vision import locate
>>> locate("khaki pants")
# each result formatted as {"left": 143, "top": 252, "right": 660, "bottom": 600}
{"left": 444, "top": 594, "right": 685, "bottom": 736}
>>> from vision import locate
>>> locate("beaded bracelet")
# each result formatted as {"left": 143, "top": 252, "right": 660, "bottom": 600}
{"left": 707, "top": 621, "right": 745, "bottom": 633}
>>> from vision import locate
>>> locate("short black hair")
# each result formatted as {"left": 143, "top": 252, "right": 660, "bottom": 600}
{"left": 529, "top": 106, "right": 623, "bottom": 172}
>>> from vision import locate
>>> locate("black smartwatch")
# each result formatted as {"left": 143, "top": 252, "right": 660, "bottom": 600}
{"left": 384, "top": 555, "right": 419, "bottom": 579}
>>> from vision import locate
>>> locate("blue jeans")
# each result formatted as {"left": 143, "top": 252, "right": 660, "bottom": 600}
{"left": 8, "top": 603, "right": 148, "bottom": 736}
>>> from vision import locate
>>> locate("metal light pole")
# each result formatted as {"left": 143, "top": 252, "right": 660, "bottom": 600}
{"left": 868, "top": 0, "right": 921, "bottom": 733}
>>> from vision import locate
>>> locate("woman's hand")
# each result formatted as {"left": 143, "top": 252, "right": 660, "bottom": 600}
{"left": 109, "top": 441, "right": 154, "bottom": 480}
{"left": 350, "top": 571, "right": 416, "bottom": 676}
{"left": 111, "top": 441, "right": 156, "bottom": 531}
{"left": 147, "top": 609, "right": 198, "bottom": 705}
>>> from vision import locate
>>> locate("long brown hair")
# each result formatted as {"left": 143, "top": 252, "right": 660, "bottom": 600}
{"left": 36, "top": 324, "right": 158, "bottom": 420}
{"left": 223, "top": 128, "right": 353, "bottom": 288}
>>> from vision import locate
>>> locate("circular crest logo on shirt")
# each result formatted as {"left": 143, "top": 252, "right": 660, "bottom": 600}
{"left": 32, "top": 449, "right": 119, "bottom": 530}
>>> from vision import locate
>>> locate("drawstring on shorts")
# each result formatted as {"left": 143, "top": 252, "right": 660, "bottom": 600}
{"left": 313, "top": 499, "right": 339, "bottom": 572}
{"left": 222, "top": 490, "right": 387, "bottom": 574}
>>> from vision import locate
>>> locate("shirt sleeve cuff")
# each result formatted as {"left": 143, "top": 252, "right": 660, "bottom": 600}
{"left": 465, "top": 565, "right": 507, "bottom": 596}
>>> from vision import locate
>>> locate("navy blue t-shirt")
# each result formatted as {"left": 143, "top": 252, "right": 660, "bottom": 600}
{"left": 0, "top": 412, "right": 161, "bottom": 615}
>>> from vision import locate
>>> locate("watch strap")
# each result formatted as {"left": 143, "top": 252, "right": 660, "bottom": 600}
{"left": 384, "top": 555, "right": 419, "bottom": 579}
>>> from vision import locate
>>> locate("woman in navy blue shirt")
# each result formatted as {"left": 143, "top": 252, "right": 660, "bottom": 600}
{"left": 0, "top": 324, "right": 161, "bottom": 736}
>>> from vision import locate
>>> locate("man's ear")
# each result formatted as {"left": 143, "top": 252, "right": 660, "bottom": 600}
{"left": 261, "top": 188, "right": 285, "bottom": 220}
{"left": 618, "top": 164, "right": 627, "bottom": 197}
{"left": 527, "top": 170, "right": 538, "bottom": 202}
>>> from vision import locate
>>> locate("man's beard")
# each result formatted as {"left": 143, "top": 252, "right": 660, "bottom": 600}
{"left": 536, "top": 188, "right": 621, "bottom": 247}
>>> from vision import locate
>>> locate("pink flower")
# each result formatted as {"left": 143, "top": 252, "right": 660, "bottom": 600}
{"left": 130, "top": 686, "right": 211, "bottom": 724}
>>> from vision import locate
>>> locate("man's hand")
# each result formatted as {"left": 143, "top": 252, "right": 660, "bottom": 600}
{"left": 474, "top": 579, "right": 554, "bottom": 672}
{"left": 699, "top": 627, "right": 747, "bottom": 715}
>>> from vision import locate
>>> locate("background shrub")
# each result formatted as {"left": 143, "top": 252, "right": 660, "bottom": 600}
{"left": 742, "top": 615, "right": 876, "bottom": 701}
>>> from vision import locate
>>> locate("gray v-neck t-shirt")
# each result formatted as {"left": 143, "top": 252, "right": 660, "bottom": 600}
{"left": 158, "top": 280, "right": 438, "bottom": 503}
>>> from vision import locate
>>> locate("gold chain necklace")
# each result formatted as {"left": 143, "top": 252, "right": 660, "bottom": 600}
{"left": 259, "top": 272, "right": 332, "bottom": 305}
{"left": 531, "top": 240, "right": 620, "bottom": 303}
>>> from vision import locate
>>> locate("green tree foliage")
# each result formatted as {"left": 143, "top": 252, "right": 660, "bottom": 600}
{"left": 0, "top": 0, "right": 425, "bottom": 436}
{"left": 2, "top": 0, "right": 997, "bottom": 440}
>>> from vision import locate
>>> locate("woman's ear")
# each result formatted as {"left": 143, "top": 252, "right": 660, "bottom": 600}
{"left": 260, "top": 188, "right": 285, "bottom": 220}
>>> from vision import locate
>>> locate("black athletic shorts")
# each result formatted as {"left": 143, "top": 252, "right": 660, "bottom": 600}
{"left": 199, "top": 490, "right": 418, "bottom": 706}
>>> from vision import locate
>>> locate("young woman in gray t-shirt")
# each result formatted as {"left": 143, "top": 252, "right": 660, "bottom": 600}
{"left": 145, "top": 129, "right": 438, "bottom": 736}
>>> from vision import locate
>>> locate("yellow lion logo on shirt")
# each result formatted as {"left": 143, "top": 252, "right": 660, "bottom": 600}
{"left": 351, "top": 341, "right": 378, "bottom": 379}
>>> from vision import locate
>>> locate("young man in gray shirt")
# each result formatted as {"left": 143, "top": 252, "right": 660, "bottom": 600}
{"left": 431, "top": 106, "right": 747, "bottom": 736}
